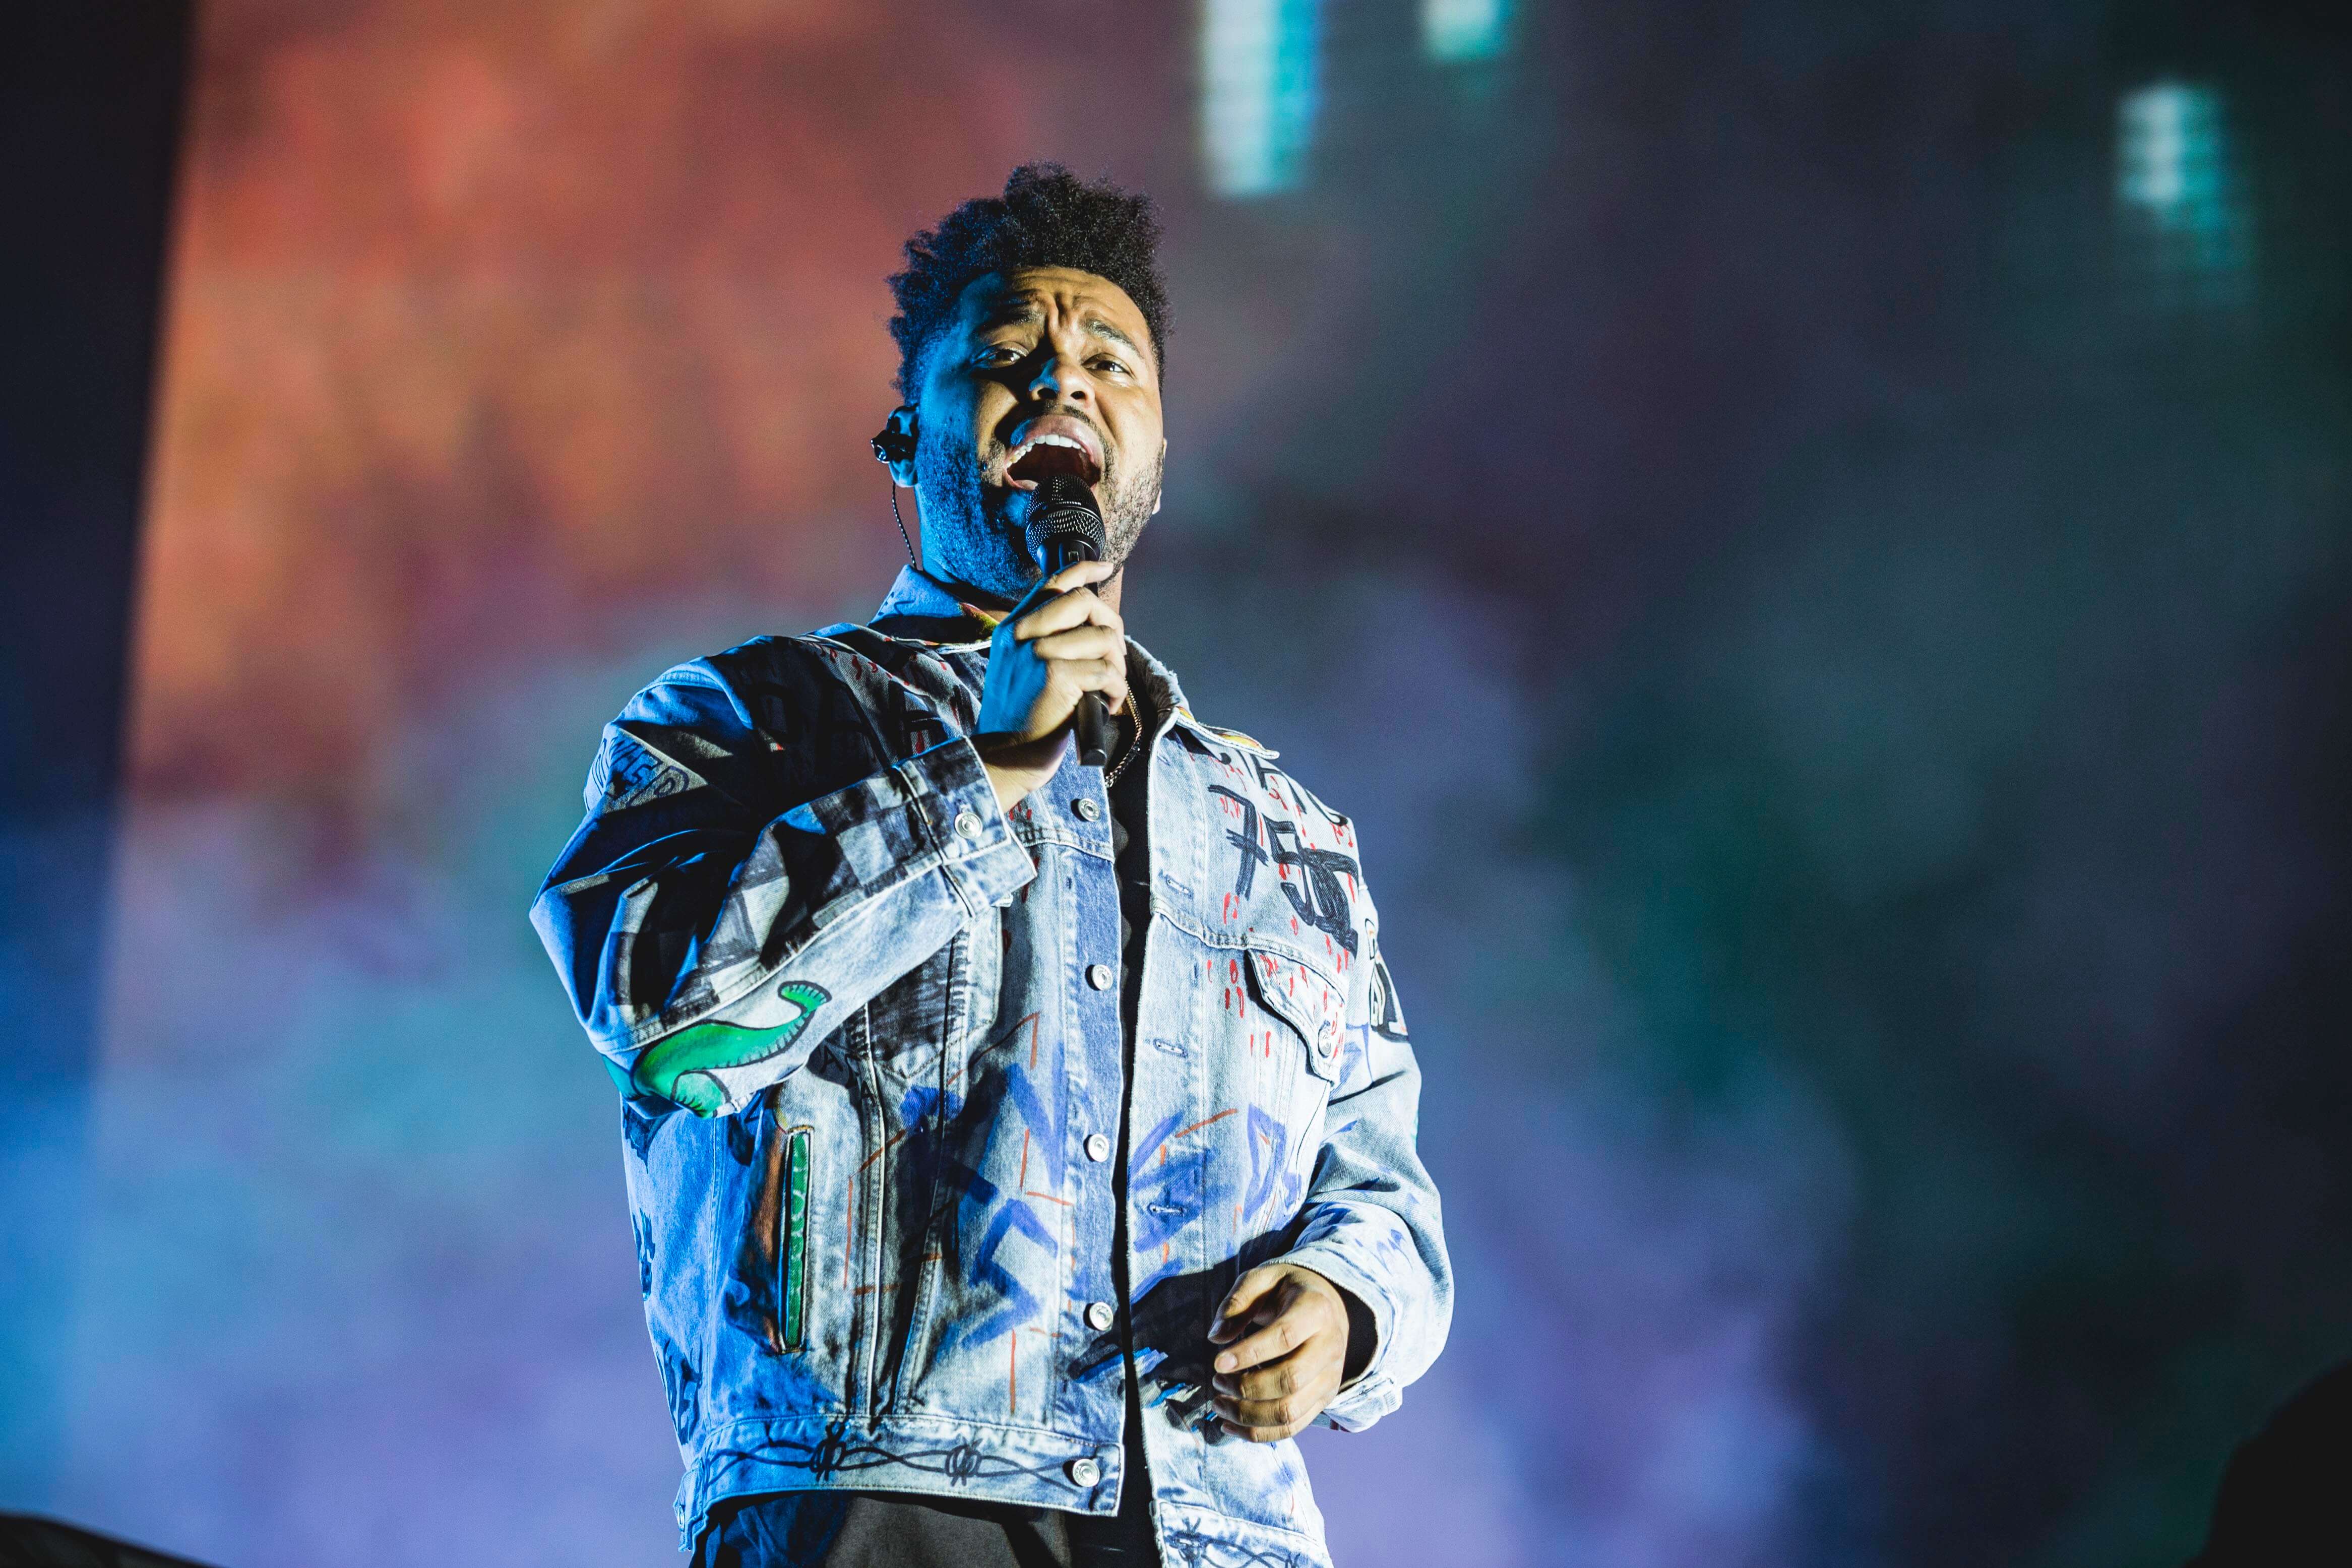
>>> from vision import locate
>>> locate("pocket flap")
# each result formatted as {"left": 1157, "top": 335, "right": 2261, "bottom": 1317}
{"left": 1242, "top": 946, "right": 1346, "bottom": 1082}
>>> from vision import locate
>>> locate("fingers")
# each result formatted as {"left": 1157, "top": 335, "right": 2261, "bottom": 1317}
{"left": 1029, "top": 640, "right": 1127, "bottom": 706}
{"left": 1012, "top": 583, "right": 1123, "bottom": 645}
{"left": 1016, "top": 623, "right": 1128, "bottom": 717}
{"left": 1214, "top": 1310, "right": 1307, "bottom": 1378}
{"left": 974, "top": 558, "right": 1128, "bottom": 748}
{"left": 1213, "top": 1354, "right": 1306, "bottom": 1402}
{"left": 1041, "top": 661, "right": 1128, "bottom": 716}
{"left": 1011, "top": 571, "right": 1120, "bottom": 644}
{"left": 1005, "top": 555, "right": 1112, "bottom": 610}
{"left": 1208, "top": 1265, "right": 1284, "bottom": 1345}
{"left": 1213, "top": 1272, "right": 1340, "bottom": 1374}
{"left": 1202, "top": 1267, "right": 1349, "bottom": 1441}
{"left": 1211, "top": 1343, "right": 1340, "bottom": 1442}
{"left": 1041, "top": 556, "right": 1117, "bottom": 596}
{"left": 1024, "top": 623, "right": 1125, "bottom": 666}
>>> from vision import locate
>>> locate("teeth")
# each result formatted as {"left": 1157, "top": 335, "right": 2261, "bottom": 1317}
{"left": 1011, "top": 431, "right": 1094, "bottom": 466}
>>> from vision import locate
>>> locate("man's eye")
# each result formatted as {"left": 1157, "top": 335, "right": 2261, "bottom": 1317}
{"left": 1091, "top": 357, "right": 1129, "bottom": 375}
{"left": 975, "top": 346, "right": 1021, "bottom": 366}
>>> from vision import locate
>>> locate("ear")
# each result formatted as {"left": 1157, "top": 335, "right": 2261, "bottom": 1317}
{"left": 872, "top": 405, "right": 920, "bottom": 488}
{"left": 1151, "top": 434, "right": 1168, "bottom": 516}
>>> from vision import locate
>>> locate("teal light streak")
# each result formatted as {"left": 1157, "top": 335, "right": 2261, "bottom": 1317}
{"left": 1422, "top": 0, "right": 1511, "bottom": 62}
{"left": 2115, "top": 81, "right": 2251, "bottom": 300}
{"left": 1201, "top": 0, "right": 1322, "bottom": 198}
{"left": 2117, "top": 83, "right": 2224, "bottom": 231}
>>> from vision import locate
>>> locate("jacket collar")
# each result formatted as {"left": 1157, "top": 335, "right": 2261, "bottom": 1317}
{"left": 870, "top": 565, "right": 1002, "bottom": 646}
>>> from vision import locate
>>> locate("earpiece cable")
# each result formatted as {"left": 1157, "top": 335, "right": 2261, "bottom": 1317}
{"left": 889, "top": 481, "right": 917, "bottom": 566}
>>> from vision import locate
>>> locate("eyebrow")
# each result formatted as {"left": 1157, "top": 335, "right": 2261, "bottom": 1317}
{"left": 977, "top": 297, "right": 1149, "bottom": 363}
{"left": 979, "top": 300, "right": 1045, "bottom": 330}
{"left": 1081, "top": 316, "right": 1143, "bottom": 358}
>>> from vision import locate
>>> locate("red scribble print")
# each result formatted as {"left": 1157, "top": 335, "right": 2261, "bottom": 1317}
{"left": 1173, "top": 1107, "right": 1239, "bottom": 1139}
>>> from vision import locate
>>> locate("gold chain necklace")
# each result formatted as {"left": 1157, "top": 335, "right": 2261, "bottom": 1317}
{"left": 1102, "top": 683, "right": 1154, "bottom": 789}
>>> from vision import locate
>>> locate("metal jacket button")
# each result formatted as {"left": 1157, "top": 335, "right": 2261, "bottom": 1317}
{"left": 1086, "top": 963, "right": 1114, "bottom": 990}
{"left": 1084, "top": 1133, "right": 1112, "bottom": 1162}
{"left": 1085, "top": 1301, "right": 1116, "bottom": 1331}
{"left": 954, "top": 809, "right": 983, "bottom": 840}
{"left": 1068, "top": 1457, "right": 1101, "bottom": 1487}
{"left": 1073, "top": 797, "right": 1101, "bottom": 822}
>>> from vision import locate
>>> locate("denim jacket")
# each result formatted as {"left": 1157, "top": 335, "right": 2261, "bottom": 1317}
{"left": 531, "top": 568, "right": 1450, "bottom": 1564}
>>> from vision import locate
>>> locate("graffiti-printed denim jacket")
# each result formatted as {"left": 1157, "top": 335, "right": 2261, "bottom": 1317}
{"left": 531, "top": 568, "right": 1450, "bottom": 1563}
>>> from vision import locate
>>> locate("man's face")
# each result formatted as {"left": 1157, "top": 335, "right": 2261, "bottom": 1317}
{"left": 909, "top": 266, "right": 1165, "bottom": 604}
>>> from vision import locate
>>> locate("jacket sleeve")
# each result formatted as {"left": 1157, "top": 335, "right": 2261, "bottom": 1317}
{"left": 1278, "top": 916, "right": 1452, "bottom": 1432}
{"left": 529, "top": 655, "right": 1034, "bottom": 1116}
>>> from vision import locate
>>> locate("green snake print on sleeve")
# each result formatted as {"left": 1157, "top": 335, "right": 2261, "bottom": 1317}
{"left": 632, "top": 981, "right": 832, "bottom": 1116}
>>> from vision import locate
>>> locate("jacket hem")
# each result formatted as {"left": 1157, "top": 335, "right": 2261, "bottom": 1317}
{"left": 1153, "top": 1500, "right": 1333, "bottom": 1568}
{"left": 674, "top": 1411, "right": 1121, "bottom": 1550}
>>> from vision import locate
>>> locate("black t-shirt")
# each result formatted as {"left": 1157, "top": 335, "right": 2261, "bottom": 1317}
{"left": 1095, "top": 681, "right": 1163, "bottom": 1561}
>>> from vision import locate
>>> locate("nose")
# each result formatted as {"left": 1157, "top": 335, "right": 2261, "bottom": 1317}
{"left": 1026, "top": 351, "right": 1093, "bottom": 409}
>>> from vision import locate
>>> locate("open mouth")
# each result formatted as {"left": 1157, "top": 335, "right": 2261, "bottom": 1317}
{"left": 1003, "top": 414, "right": 1105, "bottom": 491}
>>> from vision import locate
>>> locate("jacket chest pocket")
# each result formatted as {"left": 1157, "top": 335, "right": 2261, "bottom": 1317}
{"left": 1240, "top": 945, "right": 1344, "bottom": 1114}
{"left": 1202, "top": 945, "right": 1343, "bottom": 1233}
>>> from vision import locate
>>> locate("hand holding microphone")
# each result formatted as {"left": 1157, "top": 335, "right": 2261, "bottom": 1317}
{"left": 1023, "top": 474, "right": 1118, "bottom": 768}
{"left": 972, "top": 473, "right": 1127, "bottom": 807}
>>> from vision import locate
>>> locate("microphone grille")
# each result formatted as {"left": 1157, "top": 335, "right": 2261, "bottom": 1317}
{"left": 1023, "top": 473, "right": 1106, "bottom": 561}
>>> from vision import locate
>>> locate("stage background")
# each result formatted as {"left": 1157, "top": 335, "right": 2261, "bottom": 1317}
{"left": 6, "top": 2, "right": 2351, "bottom": 1565}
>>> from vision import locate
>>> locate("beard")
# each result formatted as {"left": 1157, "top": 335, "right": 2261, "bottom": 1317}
{"left": 915, "top": 422, "right": 1161, "bottom": 603}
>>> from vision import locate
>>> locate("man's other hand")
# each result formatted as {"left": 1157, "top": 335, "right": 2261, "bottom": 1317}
{"left": 1207, "top": 1263, "right": 1358, "bottom": 1442}
{"left": 973, "top": 557, "right": 1127, "bottom": 808}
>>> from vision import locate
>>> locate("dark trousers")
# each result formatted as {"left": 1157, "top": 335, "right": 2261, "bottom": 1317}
{"left": 692, "top": 1489, "right": 1159, "bottom": 1568}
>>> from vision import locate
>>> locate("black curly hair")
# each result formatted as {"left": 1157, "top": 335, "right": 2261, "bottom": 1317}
{"left": 888, "top": 163, "right": 1171, "bottom": 399}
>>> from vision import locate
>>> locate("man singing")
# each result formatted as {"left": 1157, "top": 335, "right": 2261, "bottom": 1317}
{"left": 533, "top": 165, "right": 1449, "bottom": 1568}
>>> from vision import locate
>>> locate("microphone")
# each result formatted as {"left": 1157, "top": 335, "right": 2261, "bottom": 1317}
{"left": 1023, "top": 474, "right": 1117, "bottom": 770}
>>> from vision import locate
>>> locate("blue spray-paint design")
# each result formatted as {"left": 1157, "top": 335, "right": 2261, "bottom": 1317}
{"left": 1243, "top": 1105, "right": 1297, "bottom": 1222}
{"left": 940, "top": 1198, "right": 1057, "bottom": 1354}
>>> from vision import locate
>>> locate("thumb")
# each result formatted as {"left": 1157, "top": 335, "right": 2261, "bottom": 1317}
{"left": 1209, "top": 1265, "right": 1285, "bottom": 1342}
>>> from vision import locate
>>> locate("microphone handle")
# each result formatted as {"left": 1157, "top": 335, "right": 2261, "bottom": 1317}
{"left": 1042, "top": 539, "right": 1118, "bottom": 770}
{"left": 1074, "top": 691, "right": 1113, "bottom": 770}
